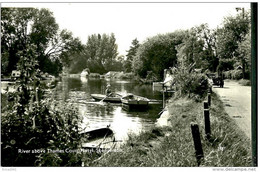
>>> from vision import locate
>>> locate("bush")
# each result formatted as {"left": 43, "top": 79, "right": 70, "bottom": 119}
{"left": 1, "top": 50, "right": 85, "bottom": 166}
{"left": 1, "top": 98, "right": 84, "bottom": 166}
{"left": 223, "top": 70, "right": 243, "bottom": 80}
{"left": 173, "top": 66, "right": 208, "bottom": 101}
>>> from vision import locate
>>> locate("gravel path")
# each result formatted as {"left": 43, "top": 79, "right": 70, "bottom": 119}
{"left": 213, "top": 80, "right": 251, "bottom": 139}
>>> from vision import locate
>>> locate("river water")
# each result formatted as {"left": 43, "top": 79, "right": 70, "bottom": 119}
{"left": 53, "top": 76, "right": 163, "bottom": 141}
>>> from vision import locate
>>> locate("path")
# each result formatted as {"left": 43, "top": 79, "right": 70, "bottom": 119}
{"left": 213, "top": 80, "right": 251, "bottom": 139}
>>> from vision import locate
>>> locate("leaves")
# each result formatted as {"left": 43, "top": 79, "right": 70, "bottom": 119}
{"left": 82, "top": 33, "right": 119, "bottom": 74}
{"left": 1, "top": 47, "right": 84, "bottom": 166}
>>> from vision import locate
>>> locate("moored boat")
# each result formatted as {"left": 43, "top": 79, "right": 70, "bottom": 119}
{"left": 121, "top": 94, "right": 150, "bottom": 109}
{"left": 80, "top": 127, "right": 116, "bottom": 151}
{"left": 91, "top": 93, "right": 122, "bottom": 103}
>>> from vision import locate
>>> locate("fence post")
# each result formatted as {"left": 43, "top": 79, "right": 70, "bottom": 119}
{"left": 204, "top": 109, "right": 211, "bottom": 139}
{"left": 203, "top": 101, "right": 208, "bottom": 109}
{"left": 191, "top": 123, "right": 204, "bottom": 166}
{"left": 208, "top": 86, "right": 212, "bottom": 93}
{"left": 208, "top": 93, "right": 211, "bottom": 107}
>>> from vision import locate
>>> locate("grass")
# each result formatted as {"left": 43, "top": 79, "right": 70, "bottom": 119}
{"left": 86, "top": 93, "right": 252, "bottom": 167}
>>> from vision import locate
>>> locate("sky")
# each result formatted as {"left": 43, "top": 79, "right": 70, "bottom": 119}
{"left": 2, "top": 2, "right": 251, "bottom": 56}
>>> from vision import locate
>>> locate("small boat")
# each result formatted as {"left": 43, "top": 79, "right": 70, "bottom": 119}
{"left": 80, "top": 127, "right": 116, "bottom": 151}
{"left": 121, "top": 94, "right": 150, "bottom": 109}
{"left": 91, "top": 93, "right": 122, "bottom": 103}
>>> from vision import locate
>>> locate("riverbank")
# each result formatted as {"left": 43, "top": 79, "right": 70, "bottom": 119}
{"left": 89, "top": 93, "right": 251, "bottom": 167}
{"left": 69, "top": 71, "right": 136, "bottom": 80}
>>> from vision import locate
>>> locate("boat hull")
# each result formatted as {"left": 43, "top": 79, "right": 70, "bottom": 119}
{"left": 91, "top": 94, "right": 122, "bottom": 103}
{"left": 121, "top": 94, "right": 149, "bottom": 110}
{"left": 80, "top": 127, "right": 115, "bottom": 151}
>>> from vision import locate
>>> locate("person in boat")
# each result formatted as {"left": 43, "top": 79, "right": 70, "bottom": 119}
{"left": 105, "top": 84, "right": 113, "bottom": 97}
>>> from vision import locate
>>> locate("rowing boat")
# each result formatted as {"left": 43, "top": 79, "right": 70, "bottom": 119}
{"left": 80, "top": 127, "right": 116, "bottom": 151}
{"left": 121, "top": 94, "right": 150, "bottom": 108}
{"left": 91, "top": 93, "right": 122, "bottom": 103}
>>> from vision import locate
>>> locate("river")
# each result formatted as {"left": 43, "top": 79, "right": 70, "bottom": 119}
{"left": 52, "top": 76, "right": 163, "bottom": 141}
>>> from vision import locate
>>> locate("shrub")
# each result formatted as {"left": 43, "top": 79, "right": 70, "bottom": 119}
{"left": 173, "top": 66, "right": 208, "bottom": 101}
{"left": 1, "top": 99, "right": 84, "bottom": 166}
{"left": 224, "top": 70, "right": 243, "bottom": 80}
{"left": 1, "top": 49, "right": 85, "bottom": 166}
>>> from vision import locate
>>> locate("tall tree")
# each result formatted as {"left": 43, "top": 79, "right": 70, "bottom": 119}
{"left": 176, "top": 28, "right": 204, "bottom": 69}
{"left": 216, "top": 9, "right": 250, "bottom": 78}
{"left": 1, "top": 8, "right": 37, "bottom": 74}
{"left": 83, "top": 33, "right": 119, "bottom": 74}
{"left": 194, "top": 24, "right": 218, "bottom": 72}
{"left": 1, "top": 8, "right": 83, "bottom": 76}
{"left": 124, "top": 38, "right": 140, "bottom": 72}
{"left": 132, "top": 31, "right": 185, "bottom": 80}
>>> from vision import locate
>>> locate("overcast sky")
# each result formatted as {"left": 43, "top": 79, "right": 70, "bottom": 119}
{"left": 2, "top": 2, "right": 251, "bottom": 56}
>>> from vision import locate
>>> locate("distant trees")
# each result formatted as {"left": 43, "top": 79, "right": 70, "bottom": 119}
{"left": 128, "top": 9, "right": 251, "bottom": 81}
{"left": 74, "top": 33, "right": 119, "bottom": 74}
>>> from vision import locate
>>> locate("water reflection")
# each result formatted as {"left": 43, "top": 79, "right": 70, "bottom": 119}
{"left": 54, "top": 77, "right": 162, "bottom": 141}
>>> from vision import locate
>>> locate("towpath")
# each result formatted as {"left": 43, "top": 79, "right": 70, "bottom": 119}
{"left": 213, "top": 80, "right": 251, "bottom": 139}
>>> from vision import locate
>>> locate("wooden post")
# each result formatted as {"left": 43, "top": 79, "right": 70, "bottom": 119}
{"left": 191, "top": 123, "right": 204, "bottom": 166}
{"left": 162, "top": 83, "right": 165, "bottom": 108}
{"left": 203, "top": 101, "right": 208, "bottom": 109}
{"left": 208, "top": 93, "right": 211, "bottom": 107}
{"left": 208, "top": 86, "right": 212, "bottom": 93}
{"left": 163, "top": 89, "right": 165, "bottom": 108}
{"left": 204, "top": 109, "right": 211, "bottom": 139}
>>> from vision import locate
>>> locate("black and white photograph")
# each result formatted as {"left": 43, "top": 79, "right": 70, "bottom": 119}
{"left": 0, "top": 1, "right": 257, "bottom": 170}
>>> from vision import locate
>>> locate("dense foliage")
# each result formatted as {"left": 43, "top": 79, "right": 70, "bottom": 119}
{"left": 216, "top": 9, "right": 251, "bottom": 78}
{"left": 132, "top": 31, "right": 185, "bottom": 80}
{"left": 1, "top": 48, "right": 84, "bottom": 166}
{"left": 172, "top": 65, "right": 209, "bottom": 101}
{"left": 128, "top": 10, "right": 250, "bottom": 81}
{"left": 123, "top": 38, "right": 140, "bottom": 73}
{"left": 69, "top": 33, "right": 122, "bottom": 74}
{"left": 1, "top": 8, "right": 83, "bottom": 76}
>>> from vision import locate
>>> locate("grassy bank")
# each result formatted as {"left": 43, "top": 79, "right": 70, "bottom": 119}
{"left": 88, "top": 93, "right": 252, "bottom": 167}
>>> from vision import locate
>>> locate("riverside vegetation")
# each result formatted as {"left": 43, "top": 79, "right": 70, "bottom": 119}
{"left": 88, "top": 93, "right": 251, "bottom": 167}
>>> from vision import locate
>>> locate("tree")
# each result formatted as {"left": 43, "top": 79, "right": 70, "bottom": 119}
{"left": 237, "top": 32, "right": 251, "bottom": 79}
{"left": 216, "top": 9, "right": 250, "bottom": 78}
{"left": 83, "top": 33, "right": 119, "bottom": 74}
{"left": 52, "top": 30, "right": 84, "bottom": 67}
{"left": 1, "top": 8, "right": 37, "bottom": 74}
{"left": 176, "top": 24, "right": 218, "bottom": 72}
{"left": 194, "top": 24, "right": 218, "bottom": 72}
{"left": 1, "top": 8, "right": 83, "bottom": 77}
{"left": 124, "top": 38, "right": 140, "bottom": 72}
{"left": 176, "top": 29, "right": 204, "bottom": 69}
{"left": 132, "top": 31, "right": 185, "bottom": 80}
